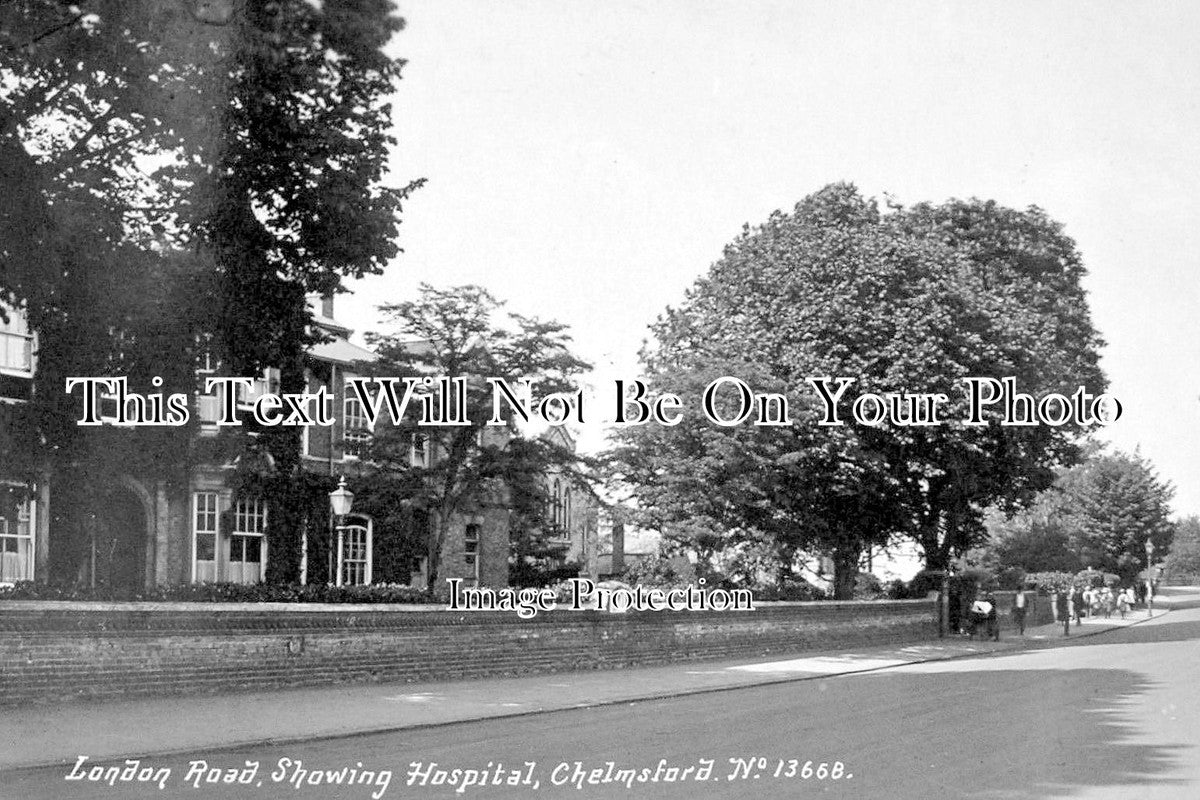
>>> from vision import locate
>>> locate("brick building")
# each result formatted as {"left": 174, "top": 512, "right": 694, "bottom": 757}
{"left": 0, "top": 295, "right": 520, "bottom": 593}
{"left": 0, "top": 303, "right": 45, "bottom": 585}
{"left": 540, "top": 426, "right": 600, "bottom": 578}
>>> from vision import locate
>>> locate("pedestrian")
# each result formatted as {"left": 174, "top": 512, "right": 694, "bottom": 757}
{"left": 1118, "top": 588, "right": 1131, "bottom": 619}
{"left": 1056, "top": 590, "right": 1070, "bottom": 636}
{"left": 1071, "top": 586, "right": 1085, "bottom": 624}
{"left": 986, "top": 593, "right": 1000, "bottom": 641}
{"left": 1012, "top": 589, "right": 1028, "bottom": 636}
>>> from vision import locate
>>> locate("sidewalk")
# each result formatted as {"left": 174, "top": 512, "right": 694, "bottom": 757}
{"left": 0, "top": 607, "right": 1162, "bottom": 772}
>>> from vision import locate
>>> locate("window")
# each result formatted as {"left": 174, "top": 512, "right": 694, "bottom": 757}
{"left": 550, "top": 479, "right": 564, "bottom": 536}
{"left": 410, "top": 432, "right": 430, "bottom": 467}
{"left": 195, "top": 349, "right": 220, "bottom": 423}
{"left": 97, "top": 381, "right": 123, "bottom": 425}
{"left": 192, "top": 491, "right": 219, "bottom": 582}
{"left": 235, "top": 368, "right": 280, "bottom": 408}
{"left": 196, "top": 345, "right": 218, "bottom": 379}
{"left": 564, "top": 488, "right": 572, "bottom": 534}
{"left": 0, "top": 306, "right": 34, "bottom": 376}
{"left": 464, "top": 523, "right": 481, "bottom": 585}
{"left": 338, "top": 520, "right": 372, "bottom": 586}
{"left": 229, "top": 497, "right": 267, "bottom": 584}
{"left": 409, "top": 510, "right": 431, "bottom": 587}
{"left": 0, "top": 495, "right": 34, "bottom": 583}
{"left": 343, "top": 395, "right": 371, "bottom": 458}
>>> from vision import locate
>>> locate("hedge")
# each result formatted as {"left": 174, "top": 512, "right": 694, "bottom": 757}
{"left": 0, "top": 581, "right": 439, "bottom": 604}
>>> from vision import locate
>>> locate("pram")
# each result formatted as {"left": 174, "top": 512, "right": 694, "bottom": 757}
{"left": 968, "top": 598, "right": 998, "bottom": 640}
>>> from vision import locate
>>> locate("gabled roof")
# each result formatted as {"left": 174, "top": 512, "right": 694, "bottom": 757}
{"left": 309, "top": 337, "right": 378, "bottom": 365}
{"left": 306, "top": 294, "right": 377, "bottom": 366}
{"left": 540, "top": 425, "right": 577, "bottom": 451}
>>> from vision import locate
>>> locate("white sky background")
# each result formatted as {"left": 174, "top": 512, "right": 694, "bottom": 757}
{"left": 338, "top": 1, "right": 1200, "bottom": 519}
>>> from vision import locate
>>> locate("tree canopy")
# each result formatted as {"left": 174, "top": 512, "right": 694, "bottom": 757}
{"left": 1164, "top": 516, "right": 1200, "bottom": 584}
{"left": 1053, "top": 448, "right": 1175, "bottom": 583}
{"left": 359, "top": 284, "right": 593, "bottom": 589}
{"left": 608, "top": 183, "right": 1107, "bottom": 597}
{"left": 979, "top": 447, "right": 1176, "bottom": 586}
{"left": 2, "top": 1, "right": 416, "bottom": 584}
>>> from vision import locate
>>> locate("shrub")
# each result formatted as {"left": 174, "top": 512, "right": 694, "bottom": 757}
{"left": 753, "top": 579, "right": 827, "bottom": 601}
{"left": 1024, "top": 571, "right": 1076, "bottom": 594}
{"left": 620, "top": 552, "right": 696, "bottom": 589}
{"left": 853, "top": 572, "right": 884, "bottom": 599}
{"left": 0, "top": 581, "right": 439, "bottom": 604}
{"left": 883, "top": 578, "right": 916, "bottom": 599}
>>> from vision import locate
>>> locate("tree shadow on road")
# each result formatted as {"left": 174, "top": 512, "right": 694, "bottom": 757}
{"left": 838, "top": 665, "right": 1186, "bottom": 800}
{"left": 3, "top": 655, "right": 1191, "bottom": 800}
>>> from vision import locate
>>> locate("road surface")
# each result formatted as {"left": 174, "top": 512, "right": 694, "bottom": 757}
{"left": 6, "top": 607, "right": 1200, "bottom": 799}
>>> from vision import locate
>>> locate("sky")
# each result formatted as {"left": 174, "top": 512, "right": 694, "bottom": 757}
{"left": 339, "top": 1, "right": 1200, "bottom": 519}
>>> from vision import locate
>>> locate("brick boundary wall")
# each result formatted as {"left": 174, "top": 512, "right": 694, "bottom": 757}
{"left": 0, "top": 599, "right": 935, "bottom": 705}
{"left": 988, "top": 591, "right": 1055, "bottom": 628}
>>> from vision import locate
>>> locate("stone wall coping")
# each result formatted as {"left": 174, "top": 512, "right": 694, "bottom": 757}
{"left": 0, "top": 597, "right": 932, "bottom": 614}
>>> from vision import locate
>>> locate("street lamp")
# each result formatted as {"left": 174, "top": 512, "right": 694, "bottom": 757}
{"left": 328, "top": 476, "right": 354, "bottom": 586}
{"left": 927, "top": 567, "right": 952, "bottom": 638}
{"left": 329, "top": 475, "right": 354, "bottom": 517}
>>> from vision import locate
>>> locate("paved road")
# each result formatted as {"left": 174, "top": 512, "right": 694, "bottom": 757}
{"left": 6, "top": 606, "right": 1199, "bottom": 800}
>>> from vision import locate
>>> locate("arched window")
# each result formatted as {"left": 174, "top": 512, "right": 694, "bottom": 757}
{"left": 337, "top": 515, "right": 372, "bottom": 587}
{"left": 564, "top": 488, "right": 572, "bottom": 534}
{"left": 552, "top": 479, "right": 562, "bottom": 531}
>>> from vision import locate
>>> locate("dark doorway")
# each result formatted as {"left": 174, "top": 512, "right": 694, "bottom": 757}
{"left": 93, "top": 486, "right": 147, "bottom": 594}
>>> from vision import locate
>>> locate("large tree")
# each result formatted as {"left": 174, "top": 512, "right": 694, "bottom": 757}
{"left": 1053, "top": 449, "right": 1175, "bottom": 584}
{"left": 359, "top": 284, "right": 592, "bottom": 590}
{"left": 2, "top": 1, "right": 416, "bottom": 584}
{"left": 3, "top": 1, "right": 233, "bottom": 582}
{"left": 981, "top": 447, "right": 1176, "bottom": 585}
{"left": 607, "top": 358, "right": 900, "bottom": 596}
{"left": 613, "top": 184, "right": 1106, "bottom": 597}
{"left": 199, "top": 0, "right": 417, "bottom": 583}
{"left": 976, "top": 504, "right": 1082, "bottom": 576}
{"left": 891, "top": 198, "right": 1107, "bottom": 571}
{"left": 1164, "top": 516, "right": 1200, "bottom": 584}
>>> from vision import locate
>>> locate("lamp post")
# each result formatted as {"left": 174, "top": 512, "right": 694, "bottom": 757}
{"left": 938, "top": 568, "right": 949, "bottom": 638}
{"left": 929, "top": 567, "right": 951, "bottom": 638}
{"left": 1145, "top": 539, "right": 1155, "bottom": 617}
{"left": 328, "top": 476, "right": 354, "bottom": 587}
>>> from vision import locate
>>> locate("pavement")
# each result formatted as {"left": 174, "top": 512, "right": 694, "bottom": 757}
{"left": 0, "top": 596, "right": 1178, "bottom": 774}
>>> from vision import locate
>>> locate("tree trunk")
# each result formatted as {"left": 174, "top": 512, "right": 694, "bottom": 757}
{"left": 831, "top": 545, "right": 861, "bottom": 600}
{"left": 919, "top": 520, "right": 950, "bottom": 575}
{"left": 426, "top": 509, "right": 452, "bottom": 592}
